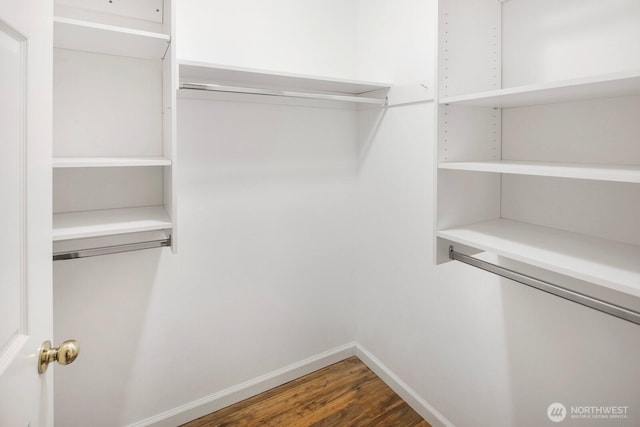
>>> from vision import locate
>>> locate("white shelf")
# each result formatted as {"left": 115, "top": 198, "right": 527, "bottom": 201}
{"left": 53, "top": 157, "right": 171, "bottom": 168}
{"left": 439, "top": 69, "right": 640, "bottom": 108}
{"left": 437, "top": 219, "right": 640, "bottom": 298}
{"left": 439, "top": 160, "right": 640, "bottom": 183}
{"left": 54, "top": 16, "right": 170, "bottom": 59}
{"left": 53, "top": 206, "right": 172, "bottom": 241}
{"left": 178, "top": 59, "right": 390, "bottom": 96}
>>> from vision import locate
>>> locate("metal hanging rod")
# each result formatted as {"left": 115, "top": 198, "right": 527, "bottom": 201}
{"left": 449, "top": 246, "right": 640, "bottom": 326}
{"left": 53, "top": 237, "right": 171, "bottom": 261}
{"left": 179, "top": 82, "right": 388, "bottom": 105}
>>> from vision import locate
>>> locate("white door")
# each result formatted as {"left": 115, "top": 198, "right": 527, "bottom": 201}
{"left": 0, "top": 0, "right": 54, "bottom": 426}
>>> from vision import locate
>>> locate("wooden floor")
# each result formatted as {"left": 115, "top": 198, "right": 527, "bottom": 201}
{"left": 181, "top": 356, "right": 430, "bottom": 427}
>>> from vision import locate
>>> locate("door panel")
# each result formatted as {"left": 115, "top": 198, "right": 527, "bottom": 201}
{"left": 0, "top": 0, "right": 53, "bottom": 425}
{"left": 0, "top": 17, "right": 26, "bottom": 365}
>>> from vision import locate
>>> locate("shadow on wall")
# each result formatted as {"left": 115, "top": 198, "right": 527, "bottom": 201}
{"left": 53, "top": 249, "right": 162, "bottom": 425}
{"left": 357, "top": 105, "right": 387, "bottom": 172}
{"left": 498, "top": 264, "right": 640, "bottom": 426}
{"left": 178, "top": 95, "right": 359, "bottom": 183}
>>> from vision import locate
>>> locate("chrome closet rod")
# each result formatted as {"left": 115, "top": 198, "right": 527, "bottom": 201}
{"left": 180, "top": 82, "right": 388, "bottom": 105}
{"left": 449, "top": 246, "right": 640, "bottom": 326}
{"left": 53, "top": 238, "right": 171, "bottom": 261}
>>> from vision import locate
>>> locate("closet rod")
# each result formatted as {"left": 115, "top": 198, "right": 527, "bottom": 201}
{"left": 179, "top": 82, "right": 388, "bottom": 105}
{"left": 53, "top": 237, "right": 171, "bottom": 261}
{"left": 449, "top": 246, "right": 640, "bottom": 326}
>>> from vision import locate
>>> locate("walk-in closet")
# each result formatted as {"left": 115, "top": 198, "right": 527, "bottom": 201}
{"left": 1, "top": 0, "right": 638, "bottom": 426}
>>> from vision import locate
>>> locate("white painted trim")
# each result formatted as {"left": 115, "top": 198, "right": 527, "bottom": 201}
{"left": 128, "top": 342, "right": 357, "bottom": 427}
{"left": 354, "top": 344, "right": 456, "bottom": 427}
{"left": 127, "top": 342, "right": 454, "bottom": 427}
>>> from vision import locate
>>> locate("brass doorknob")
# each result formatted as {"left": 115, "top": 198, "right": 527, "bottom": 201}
{"left": 38, "top": 340, "right": 79, "bottom": 374}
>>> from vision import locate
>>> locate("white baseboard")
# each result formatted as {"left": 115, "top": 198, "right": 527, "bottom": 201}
{"left": 127, "top": 342, "right": 358, "bottom": 427}
{"left": 354, "top": 344, "right": 455, "bottom": 427}
{"left": 128, "top": 342, "right": 454, "bottom": 427}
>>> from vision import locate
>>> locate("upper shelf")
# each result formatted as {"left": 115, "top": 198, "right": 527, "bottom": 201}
{"left": 54, "top": 16, "right": 170, "bottom": 59}
{"left": 439, "top": 160, "right": 640, "bottom": 183}
{"left": 439, "top": 69, "right": 640, "bottom": 108}
{"left": 179, "top": 60, "right": 391, "bottom": 94}
{"left": 53, "top": 157, "right": 171, "bottom": 168}
{"left": 178, "top": 60, "right": 391, "bottom": 104}
{"left": 53, "top": 206, "right": 172, "bottom": 241}
{"left": 437, "top": 219, "right": 640, "bottom": 299}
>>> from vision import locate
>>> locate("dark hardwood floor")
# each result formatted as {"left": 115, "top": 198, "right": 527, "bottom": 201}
{"left": 181, "top": 356, "right": 430, "bottom": 426}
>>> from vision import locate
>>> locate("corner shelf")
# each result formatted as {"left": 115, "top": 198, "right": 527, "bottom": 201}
{"left": 438, "top": 161, "right": 640, "bottom": 183}
{"left": 437, "top": 219, "right": 640, "bottom": 298}
{"left": 439, "top": 69, "right": 640, "bottom": 108}
{"left": 52, "top": 0, "right": 176, "bottom": 256}
{"left": 53, "top": 206, "right": 172, "bottom": 241}
{"left": 435, "top": 0, "right": 640, "bottom": 324}
{"left": 53, "top": 157, "right": 171, "bottom": 168}
{"left": 54, "top": 16, "right": 170, "bottom": 59}
{"left": 178, "top": 60, "right": 390, "bottom": 105}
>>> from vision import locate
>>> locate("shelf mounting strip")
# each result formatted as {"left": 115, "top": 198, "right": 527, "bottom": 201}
{"left": 53, "top": 237, "right": 171, "bottom": 261}
{"left": 179, "top": 82, "right": 388, "bottom": 105}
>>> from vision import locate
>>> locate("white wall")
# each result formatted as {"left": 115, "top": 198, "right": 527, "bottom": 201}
{"left": 355, "top": 3, "right": 512, "bottom": 427}
{"left": 356, "top": 0, "right": 432, "bottom": 83}
{"left": 502, "top": 0, "right": 640, "bottom": 86}
{"left": 355, "top": 2, "right": 640, "bottom": 427}
{"left": 176, "top": 0, "right": 358, "bottom": 79}
{"left": 53, "top": 2, "right": 359, "bottom": 425}
{"left": 54, "top": 99, "right": 358, "bottom": 426}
